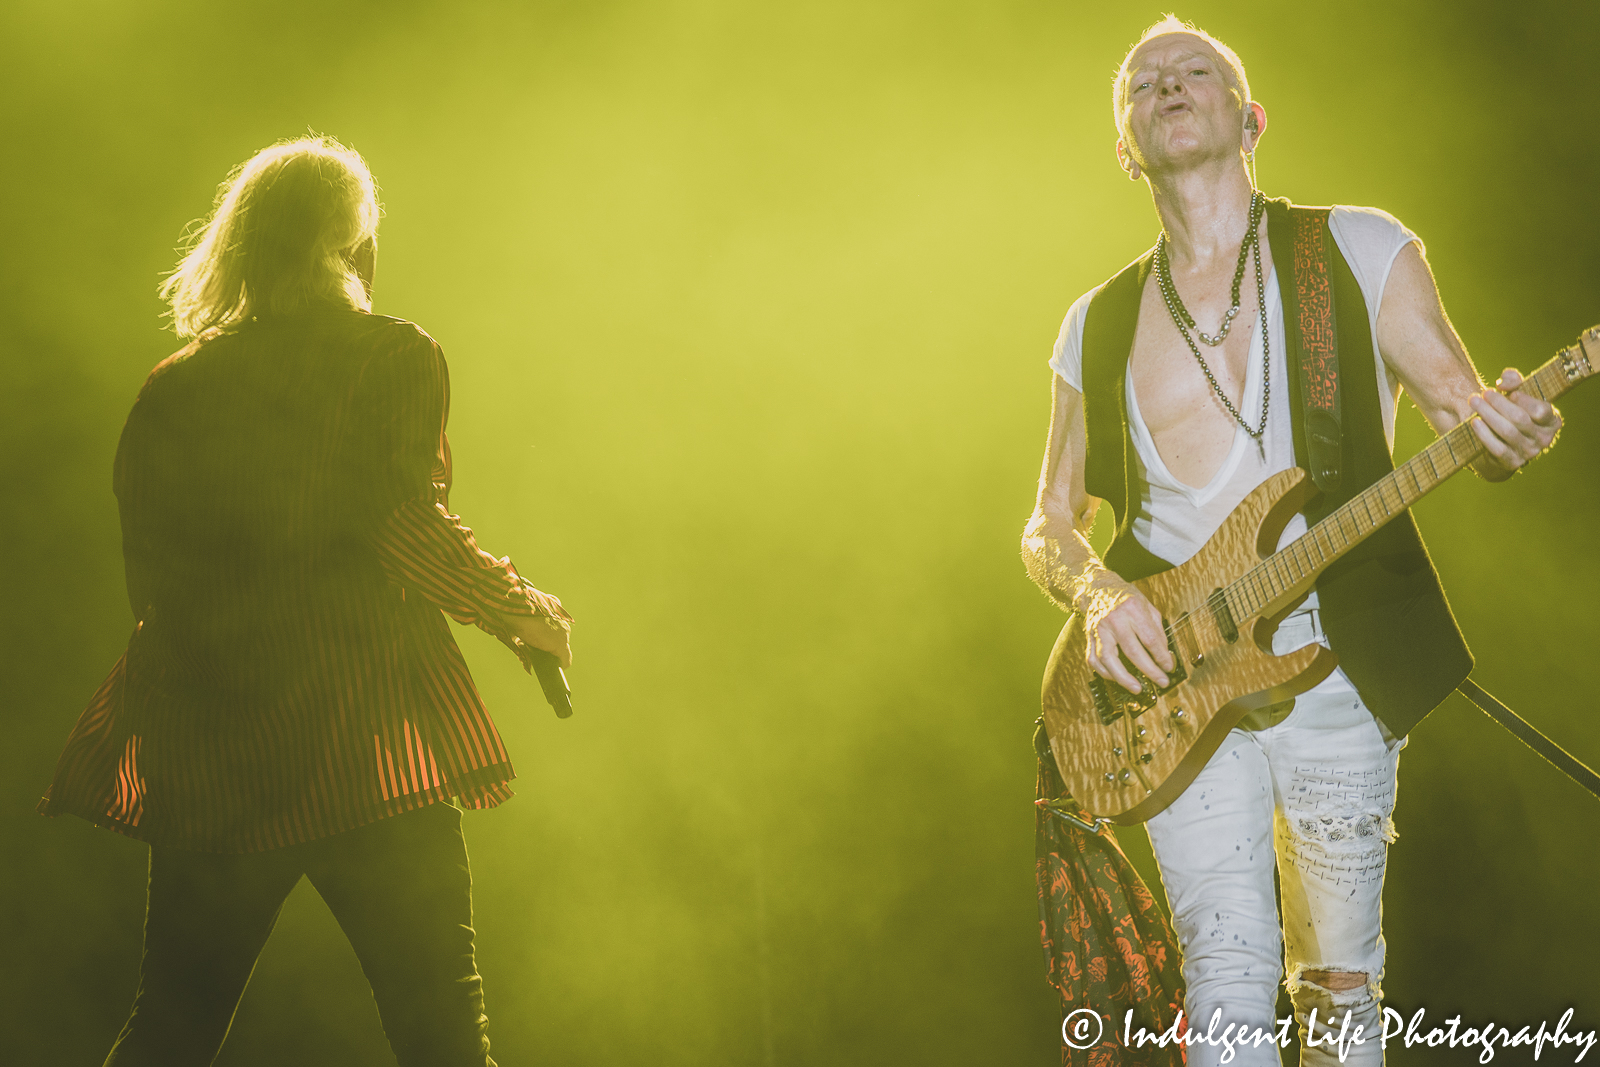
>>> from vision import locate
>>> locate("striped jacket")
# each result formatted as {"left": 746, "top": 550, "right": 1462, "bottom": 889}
{"left": 39, "top": 309, "right": 567, "bottom": 852}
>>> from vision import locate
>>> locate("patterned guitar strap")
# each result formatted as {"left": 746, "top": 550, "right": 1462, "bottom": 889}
{"left": 1291, "top": 206, "right": 1342, "bottom": 492}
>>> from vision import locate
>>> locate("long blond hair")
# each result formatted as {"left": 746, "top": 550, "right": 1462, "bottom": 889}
{"left": 160, "top": 136, "right": 381, "bottom": 339}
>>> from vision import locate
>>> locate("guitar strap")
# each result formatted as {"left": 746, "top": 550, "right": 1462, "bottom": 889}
{"left": 1290, "top": 207, "right": 1343, "bottom": 493}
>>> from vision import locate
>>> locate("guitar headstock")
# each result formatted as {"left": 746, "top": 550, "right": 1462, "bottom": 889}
{"left": 1562, "top": 326, "right": 1600, "bottom": 384}
{"left": 1523, "top": 326, "right": 1600, "bottom": 401}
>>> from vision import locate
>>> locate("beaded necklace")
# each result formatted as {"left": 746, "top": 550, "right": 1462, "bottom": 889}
{"left": 1154, "top": 191, "right": 1270, "bottom": 440}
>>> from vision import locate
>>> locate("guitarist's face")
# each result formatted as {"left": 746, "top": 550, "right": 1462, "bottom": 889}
{"left": 1117, "top": 34, "right": 1248, "bottom": 178}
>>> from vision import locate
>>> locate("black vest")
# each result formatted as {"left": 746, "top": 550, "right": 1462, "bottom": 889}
{"left": 1079, "top": 198, "right": 1472, "bottom": 738}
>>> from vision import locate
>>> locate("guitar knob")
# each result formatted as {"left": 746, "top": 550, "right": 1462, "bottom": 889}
{"left": 1118, "top": 769, "right": 1132, "bottom": 783}
{"left": 1171, "top": 708, "right": 1186, "bottom": 721}
{"left": 1136, "top": 726, "right": 1147, "bottom": 739}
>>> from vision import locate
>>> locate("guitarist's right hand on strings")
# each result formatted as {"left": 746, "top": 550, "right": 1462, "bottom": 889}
{"left": 1079, "top": 579, "right": 1175, "bottom": 695}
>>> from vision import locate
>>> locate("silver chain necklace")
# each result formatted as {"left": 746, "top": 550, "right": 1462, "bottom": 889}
{"left": 1153, "top": 192, "right": 1270, "bottom": 440}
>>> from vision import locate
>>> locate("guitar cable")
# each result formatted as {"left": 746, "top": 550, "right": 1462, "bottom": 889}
{"left": 1457, "top": 679, "right": 1599, "bottom": 801}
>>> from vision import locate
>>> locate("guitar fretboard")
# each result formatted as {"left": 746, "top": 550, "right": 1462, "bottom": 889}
{"left": 1219, "top": 343, "right": 1592, "bottom": 625}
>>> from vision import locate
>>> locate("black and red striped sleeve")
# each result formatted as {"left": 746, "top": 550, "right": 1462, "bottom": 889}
{"left": 354, "top": 324, "right": 570, "bottom": 635}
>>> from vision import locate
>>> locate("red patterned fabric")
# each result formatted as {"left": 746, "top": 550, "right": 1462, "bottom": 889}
{"left": 1292, "top": 208, "right": 1338, "bottom": 412}
{"left": 1035, "top": 723, "right": 1186, "bottom": 1067}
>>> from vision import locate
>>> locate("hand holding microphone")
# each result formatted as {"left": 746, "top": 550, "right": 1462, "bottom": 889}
{"left": 504, "top": 612, "right": 573, "bottom": 718}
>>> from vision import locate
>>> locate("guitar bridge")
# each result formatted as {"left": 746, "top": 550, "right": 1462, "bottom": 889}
{"left": 1089, "top": 622, "right": 1189, "bottom": 725}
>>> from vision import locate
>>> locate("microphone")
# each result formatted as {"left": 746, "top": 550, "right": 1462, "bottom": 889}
{"left": 512, "top": 638, "right": 573, "bottom": 718}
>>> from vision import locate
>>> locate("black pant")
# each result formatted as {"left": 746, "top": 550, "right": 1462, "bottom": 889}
{"left": 104, "top": 802, "right": 496, "bottom": 1067}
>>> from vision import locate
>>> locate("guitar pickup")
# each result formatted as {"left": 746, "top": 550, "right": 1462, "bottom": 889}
{"left": 1212, "top": 589, "right": 1239, "bottom": 643}
{"left": 1089, "top": 623, "right": 1188, "bottom": 725}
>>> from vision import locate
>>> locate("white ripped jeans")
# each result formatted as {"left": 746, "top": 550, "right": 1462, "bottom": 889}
{"left": 1145, "top": 687, "right": 1405, "bottom": 1067}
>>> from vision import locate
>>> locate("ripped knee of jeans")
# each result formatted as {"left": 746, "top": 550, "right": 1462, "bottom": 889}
{"left": 1286, "top": 963, "right": 1383, "bottom": 1033}
{"left": 1297, "top": 969, "right": 1367, "bottom": 994}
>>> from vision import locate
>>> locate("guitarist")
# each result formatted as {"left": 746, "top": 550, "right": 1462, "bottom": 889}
{"left": 1021, "top": 16, "right": 1560, "bottom": 1065}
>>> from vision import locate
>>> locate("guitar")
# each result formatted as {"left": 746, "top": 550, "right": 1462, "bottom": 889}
{"left": 1040, "top": 328, "right": 1599, "bottom": 827}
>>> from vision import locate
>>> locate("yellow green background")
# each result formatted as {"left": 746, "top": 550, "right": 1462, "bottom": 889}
{"left": 3, "top": 1, "right": 1596, "bottom": 1062}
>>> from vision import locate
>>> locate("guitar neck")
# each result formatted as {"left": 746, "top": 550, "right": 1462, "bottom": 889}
{"left": 1222, "top": 340, "right": 1595, "bottom": 624}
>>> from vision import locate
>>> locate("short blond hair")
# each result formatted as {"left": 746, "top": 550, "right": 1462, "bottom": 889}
{"left": 1111, "top": 15, "right": 1251, "bottom": 133}
{"left": 160, "top": 135, "right": 381, "bottom": 339}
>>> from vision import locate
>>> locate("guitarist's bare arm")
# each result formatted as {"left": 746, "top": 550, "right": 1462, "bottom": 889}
{"left": 1376, "top": 241, "right": 1562, "bottom": 476}
{"left": 1022, "top": 372, "right": 1175, "bottom": 695}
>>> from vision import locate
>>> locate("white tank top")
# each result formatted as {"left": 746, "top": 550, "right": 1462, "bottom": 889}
{"left": 1049, "top": 206, "right": 1421, "bottom": 694}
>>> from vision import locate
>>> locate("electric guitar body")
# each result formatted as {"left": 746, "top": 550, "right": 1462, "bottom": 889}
{"left": 1042, "top": 467, "right": 1335, "bottom": 825}
{"left": 1040, "top": 328, "right": 1599, "bottom": 826}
